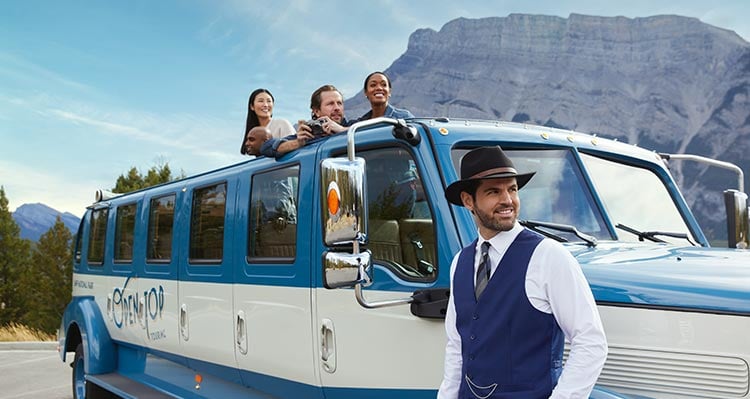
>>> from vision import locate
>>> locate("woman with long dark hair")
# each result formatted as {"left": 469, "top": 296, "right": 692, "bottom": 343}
{"left": 240, "top": 88, "right": 294, "bottom": 155}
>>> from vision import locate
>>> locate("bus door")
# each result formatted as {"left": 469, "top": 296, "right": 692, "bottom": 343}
{"left": 233, "top": 158, "right": 324, "bottom": 398}
{"left": 314, "top": 141, "right": 457, "bottom": 396}
{"left": 105, "top": 198, "right": 148, "bottom": 350}
{"left": 177, "top": 176, "right": 241, "bottom": 381}
{"left": 139, "top": 190, "right": 182, "bottom": 362}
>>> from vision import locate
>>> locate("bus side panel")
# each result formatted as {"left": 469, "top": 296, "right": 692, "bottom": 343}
{"left": 233, "top": 158, "right": 324, "bottom": 398}
{"left": 60, "top": 296, "right": 116, "bottom": 374}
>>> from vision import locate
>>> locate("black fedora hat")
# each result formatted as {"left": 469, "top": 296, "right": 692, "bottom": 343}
{"left": 445, "top": 146, "right": 536, "bottom": 206}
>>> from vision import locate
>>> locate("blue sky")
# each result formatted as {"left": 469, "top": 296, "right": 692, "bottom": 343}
{"left": 1, "top": 1, "right": 748, "bottom": 218}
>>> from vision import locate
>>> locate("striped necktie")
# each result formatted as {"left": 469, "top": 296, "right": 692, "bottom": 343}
{"left": 475, "top": 241, "right": 491, "bottom": 299}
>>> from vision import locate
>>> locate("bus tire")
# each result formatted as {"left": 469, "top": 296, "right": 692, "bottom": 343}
{"left": 72, "top": 343, "right": 86, "bottom": 399}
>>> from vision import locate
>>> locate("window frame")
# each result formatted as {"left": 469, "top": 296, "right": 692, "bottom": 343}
{"left": 86, "top": 207, "right": 109, "bottom": 265}
{"left": 189, "top": 181, "right": 228, "bottom": 264}
{"left": 113, "top": 202, "right": 138, "bottom": 264}
{"left": 146, "top": 193, "right": 177, "bottom": 264}
{"left": 73, "top": 217, "right": 85, "bottom": 264}
{"left": 247, "top": 164, "right": 300, "bottom": 264}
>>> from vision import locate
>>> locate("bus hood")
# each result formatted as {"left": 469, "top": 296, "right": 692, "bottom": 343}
{"left": 569, "top": 243, "right": 750, "bottom": 315}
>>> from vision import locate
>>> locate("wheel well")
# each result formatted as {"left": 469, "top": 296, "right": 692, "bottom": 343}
{"left": 65, "top": 323, "right": 82, "bottom": 354}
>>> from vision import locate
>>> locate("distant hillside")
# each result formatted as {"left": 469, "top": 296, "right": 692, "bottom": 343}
{"left": 12, "top": 203, "right": 80, "bottom": 241}
{"left": 346, "top": 14, "right": 750, "bottom": 241}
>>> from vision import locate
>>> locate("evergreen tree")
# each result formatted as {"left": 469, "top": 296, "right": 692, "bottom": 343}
{"left": 0, "top": 186, "right": 31, "bottom": 325}
{"left": 113, "top": 162, "right": 185, "bottom": 194}
{"left": 145, "top": 162, "right": 174, "bottom": 187}
{"left": 20, "top": 216, "right": 73, "bottom": 333}
{"left": 114, "top": 166, "right": 145, "bottom": 193}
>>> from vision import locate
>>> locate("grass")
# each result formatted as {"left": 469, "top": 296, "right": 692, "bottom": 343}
{"left": 0, "top": 322, "right": 56, "bottom": 342}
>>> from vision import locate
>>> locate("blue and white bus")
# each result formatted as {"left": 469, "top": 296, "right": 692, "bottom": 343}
{"left": 60, "top": 117, "right": 750, "bottom": 399}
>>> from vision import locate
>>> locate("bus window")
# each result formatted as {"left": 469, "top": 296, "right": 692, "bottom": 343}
{"left": 147, "top": 194, "right": 176, "bottom": 262}
{"left": 73, "top": 218, "right": 84, "bottom": 264}
{"left": 114, "top": 203, "right": 137, "bottom": 263}
{"left": 87, "top": 208, "right": 108, "bottom": 265}
{"left": 360, "top": 147, "right": 437, "bottom": 282}
{"left": 248, "top": 165, "right": 299, "bottom": 262}
{"left": 190, "top": 183, "right": 227, "bottom": 262}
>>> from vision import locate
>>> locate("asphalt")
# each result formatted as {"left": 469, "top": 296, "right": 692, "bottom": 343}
{"left": 0, "top": 341, "right": 58, "bottom": 350}
{"left": 0, "top": 344, "right": 71, "bottom": 399}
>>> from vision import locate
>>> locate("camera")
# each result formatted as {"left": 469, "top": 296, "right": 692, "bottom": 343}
{"left": 305, "top": 118, "right": 325, "bottom": 137}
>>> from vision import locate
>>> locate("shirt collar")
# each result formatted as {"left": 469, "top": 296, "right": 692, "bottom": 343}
{"left": 476, "top": 222, "right": 523, "bottom": 251}
{"left": 383, "top": 103, "right": 395, "bottom": 116}
{"left": 358, "top": 103, "right": 395, "bottom": 122}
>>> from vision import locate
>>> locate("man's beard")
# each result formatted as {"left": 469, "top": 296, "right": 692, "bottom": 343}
{"left": 475, "top": 206, "right": 515, "bottom": 233}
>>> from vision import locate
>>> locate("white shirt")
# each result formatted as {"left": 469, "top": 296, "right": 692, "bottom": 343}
{"left": 267, "top": 118, "right": 295, "bottom": 139}
{"left": 438, "top": 223, "right": 607, "bottom": 399}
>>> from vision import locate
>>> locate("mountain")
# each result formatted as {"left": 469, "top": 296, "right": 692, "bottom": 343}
{"left": 12, "top": 203, "right": 81, "bottom": 242}
{"left": 346, "top": 14, "right": 750, "bottom": 241}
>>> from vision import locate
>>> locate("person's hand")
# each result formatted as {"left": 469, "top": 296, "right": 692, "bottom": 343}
{"left": 317, "top": 117, "right": 346, "bottom": 135}
{"left": 296, "top": 120, "right": 314, "bottom": 144}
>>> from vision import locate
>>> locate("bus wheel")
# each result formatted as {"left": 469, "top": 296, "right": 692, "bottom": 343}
{"left": 72, "top": 343, "right": 86, "bottom": 399}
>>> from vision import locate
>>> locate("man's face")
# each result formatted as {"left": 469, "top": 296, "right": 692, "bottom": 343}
{"left": 461, "top": 177, "right": 520, "bottom": 238}
{"left": 244, "top": 130, "right": 267, "bottom": 156}
{"left": 313, "top": 90, "right": 344, "bottom": 123}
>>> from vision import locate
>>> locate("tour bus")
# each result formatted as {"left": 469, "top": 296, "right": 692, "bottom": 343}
{"left": 60, "top": 117, "right": 750, "bottom": 399}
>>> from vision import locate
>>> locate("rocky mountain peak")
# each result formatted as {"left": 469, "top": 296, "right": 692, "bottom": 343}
{"left": 346, "top": 14, "right": 750, "bottom": 241}
{"left": 12, "top": 203, "right": 80, "bottom": 242}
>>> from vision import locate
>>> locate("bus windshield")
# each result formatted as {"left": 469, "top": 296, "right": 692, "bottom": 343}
{"left": 450, "top": 148, "right": 695, "bottom": 245}
{"left": 580, "top": 152, "right": 695, "bottom": 245}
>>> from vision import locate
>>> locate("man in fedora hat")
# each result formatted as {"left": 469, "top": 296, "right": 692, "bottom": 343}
{"left": 438, "top": 146, "right": 607, "bottom": 399}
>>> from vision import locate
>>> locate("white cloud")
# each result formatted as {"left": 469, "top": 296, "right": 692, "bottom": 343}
{"left": 1, "top": 87, "right": 244, "bottom": 217}
{"left": 0, "top": 51, "right": 97, "bottom": 94}
{"left": 6, "top": 90, "right": 238, "bottom": 159}
{"left": 1, "top": 159, "right": 96, "bottom": 217}
{"left": 197, "top": 16, "right": 235, "bottom": 46}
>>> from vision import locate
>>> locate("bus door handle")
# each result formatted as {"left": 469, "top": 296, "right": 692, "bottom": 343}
{"left": 180, "top": 304, "right": 189, "bottom": 341}
{"left": 320, "top": 318, "right": 337, "bottom": 373}
{"left": 236, "top": 311, "right": 248, "bottom": 355}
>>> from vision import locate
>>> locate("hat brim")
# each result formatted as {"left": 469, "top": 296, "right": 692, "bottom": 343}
{"left": 445, "top": 172, "right": 535, "bottom": 206}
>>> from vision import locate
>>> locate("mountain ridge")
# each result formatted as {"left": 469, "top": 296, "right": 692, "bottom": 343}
{"left": 12, "top": 203, "right": 80, "bottom": 242}
{"left": 345, "top": 13, "right": 750, "bottom": 240}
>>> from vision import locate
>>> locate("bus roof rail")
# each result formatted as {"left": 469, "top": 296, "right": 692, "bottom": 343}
{"left": 345, "top": 117, "right": 416, "bottom": 161}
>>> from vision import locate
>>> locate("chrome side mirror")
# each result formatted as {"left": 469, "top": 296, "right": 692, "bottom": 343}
{"left": 724, "top": 189, "right": 749, "bottom": 249}
{"left": 320, "top": 157, "right": 367, "bottom": 246}
{"left": 323, "top": 251, "right": 372, "bottom": 289}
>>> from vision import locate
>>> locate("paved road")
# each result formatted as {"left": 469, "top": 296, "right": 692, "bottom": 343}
{"left": 0, "top": 344, "right": 72, "bottom": 399}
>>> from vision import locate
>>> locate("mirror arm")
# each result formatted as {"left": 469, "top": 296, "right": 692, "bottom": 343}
{"left": 354, "top": 284, "right": 413, "bottom": 309}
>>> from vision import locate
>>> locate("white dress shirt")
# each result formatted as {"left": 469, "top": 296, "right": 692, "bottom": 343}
{"left": 438, "top": 223, "right": 607, "bottom": 399}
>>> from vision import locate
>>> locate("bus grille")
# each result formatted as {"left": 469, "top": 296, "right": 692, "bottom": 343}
{"left": 566, "top": 345, "right": 749, "bottom": 398}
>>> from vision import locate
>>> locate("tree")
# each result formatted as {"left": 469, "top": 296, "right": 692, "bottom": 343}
{"left": 0, "top": 186, "right": 31, "bottom": 325}
{"left": 19, "top": 216, "right": 73, "bottom": 333}
{"left": 113, "top": 161, "right": 185, "bottom": 194}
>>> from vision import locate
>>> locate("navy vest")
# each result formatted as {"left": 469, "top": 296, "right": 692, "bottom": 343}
{"left": 454, "top": 229, "right": 564, "bottom": 399}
